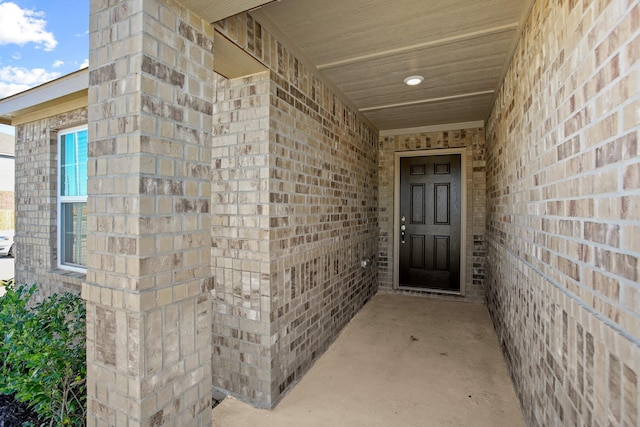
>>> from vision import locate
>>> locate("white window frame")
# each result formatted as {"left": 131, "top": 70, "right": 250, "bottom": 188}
{"left": 57, "top": 126, "right": 88, "bottom": 273}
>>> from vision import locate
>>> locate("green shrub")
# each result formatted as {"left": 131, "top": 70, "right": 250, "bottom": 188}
{"left": 0, "top": 284, "right": 86, "bottom": 426}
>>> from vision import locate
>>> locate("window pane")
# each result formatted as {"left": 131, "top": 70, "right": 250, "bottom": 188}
{"left": 60, "top": 130, "right": 88, "bottom": 197}
{"left": 61, "top": 202, "right": 87, "bottom": 267}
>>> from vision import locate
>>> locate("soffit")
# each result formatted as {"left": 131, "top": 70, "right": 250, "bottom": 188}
{"left": 214, "top": 30, "right": 267, "bottom": 79}
{"left": 222, "top": 0, "right": 532, "bottom": 133}
{"left": 179, "top": 0, "right": 277, "bottom": 23}
{"left": 255, "top": 0, "right": 533, "bottom": 132}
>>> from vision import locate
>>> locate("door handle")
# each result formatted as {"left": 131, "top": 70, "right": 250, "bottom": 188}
{"left": 401, "top": 224, "right": 406, "bottom": 244}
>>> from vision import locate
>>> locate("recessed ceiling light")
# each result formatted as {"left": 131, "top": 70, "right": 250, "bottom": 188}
{"left": 404, "top": 75, "right": 424, "bottom": 86}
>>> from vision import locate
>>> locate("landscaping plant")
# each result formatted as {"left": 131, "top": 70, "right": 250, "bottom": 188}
{"left": 0, "top": 283, "right": 86, "bottom": 426}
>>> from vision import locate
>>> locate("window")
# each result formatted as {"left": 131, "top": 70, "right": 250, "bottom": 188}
{"left": 58, "top": 127, "right": 88, "bottom": 271}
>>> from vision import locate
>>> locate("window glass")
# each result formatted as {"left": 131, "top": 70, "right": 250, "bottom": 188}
{"left": 60, "top": 131, "right": 88, "bottom": 197}
{"left": 61, "top": 202, "right": 87, "bottom": 267}
{"left": 58, "top": 128, "right": 88, "bottom": 270}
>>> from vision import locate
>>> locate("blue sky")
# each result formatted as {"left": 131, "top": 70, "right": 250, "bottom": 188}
{"left": 0, "top": 1, "right": 89, "bottom": 134}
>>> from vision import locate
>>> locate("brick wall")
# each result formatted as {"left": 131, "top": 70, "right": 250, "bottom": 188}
{"left": 211, "top": 71, "right": 273, "bottom": 405}
{"left": 83, "top": 0, "right": 215, "bottom": 424}
{"left": 267, "top": 65, "right": 378, "bottom": 405}
{"left": 14, "top": 108, "right": 88, "bottom": 296}
{"left": 213, "top": 13, "right": 379, "bottom": 407}
{"left": 378, "top": 128, "right": 486, "bottom": 301}
{"left": 486, "top": 0, "right": 639, "bottom": 425}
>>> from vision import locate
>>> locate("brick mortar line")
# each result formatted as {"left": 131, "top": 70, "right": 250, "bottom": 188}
{"left": 486, "top": 238, "right": 640, "bottom": 346}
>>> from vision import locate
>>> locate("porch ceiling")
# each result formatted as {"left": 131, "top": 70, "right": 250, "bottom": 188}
{"left": 191, "top": 0, "right": 534, "bottom": 132}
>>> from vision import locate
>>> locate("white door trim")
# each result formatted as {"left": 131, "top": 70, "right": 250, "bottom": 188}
{"left": 393, "top": 148, "right": 467, "bottom": 295}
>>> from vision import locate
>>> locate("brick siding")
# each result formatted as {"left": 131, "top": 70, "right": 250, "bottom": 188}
{"left": 213, "top": 13, "right": 379, "bottom": 407}
{"left": 8, "top": 0, "right": 638, "bottom": 424}
{"left": 83, "top": 0, "right": 215, "bottom": 424}
{"left": 14, "top": 108, "right": 88, "bottom": 297}
{"left": 485, "top": 0, "right": 639, "bottom": 425}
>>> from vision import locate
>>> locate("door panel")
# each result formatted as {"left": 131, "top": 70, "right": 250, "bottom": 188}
{"left": 434, "top": 236, "right": 450, "bottom": 271}
{"left": 434, "top": 183, "right": 450, "bottom": 224}
{"left": 410, "top": 184, "right": 425, "bottom": 224}
{"left": 399, "top": 154, "right": 461, "bottom": 291}
{"left": 410, "top": 235, "right": 425, "bottom": 269}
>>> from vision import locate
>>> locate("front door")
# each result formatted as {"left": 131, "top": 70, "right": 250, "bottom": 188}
{"left": 399, "top": 154, "right": 461, "bottom": 291}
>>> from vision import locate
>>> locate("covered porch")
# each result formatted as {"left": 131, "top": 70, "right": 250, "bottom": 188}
{"left": 0, "top": 0, "right": 637, "bottom": 425}
{"left": 212, "top": 293, "right": 525, "bottom": 426}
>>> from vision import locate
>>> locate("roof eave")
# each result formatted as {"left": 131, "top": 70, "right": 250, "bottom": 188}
{"left": 0, "top": 68, "right": 89, "bottom": 125}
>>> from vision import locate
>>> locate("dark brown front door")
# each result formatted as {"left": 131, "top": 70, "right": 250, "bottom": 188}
{"left": 399, "top": 154, "right": 461, "bottom": 291}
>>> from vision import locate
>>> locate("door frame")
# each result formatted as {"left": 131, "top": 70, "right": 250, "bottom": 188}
{"left": 393, "top": 148, "right": 467, "bottom": 295}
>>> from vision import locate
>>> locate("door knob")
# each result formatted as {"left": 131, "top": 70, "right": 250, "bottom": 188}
{"left": 401, "top": 224, "right": 406, "bottom": 244}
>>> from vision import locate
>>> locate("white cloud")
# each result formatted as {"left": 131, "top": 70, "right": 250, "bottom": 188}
{"left": 79, "top": 58, "right": 88, "bottom": 69}
{"left": 0, "top": 66, "right": 60, "bottom": 85}
{"left": 0, "top": 81, "right": 30, "bottom": 98}
{"left": 52, "top": 60, "right": 64, "bottom": 68}
{"left": 0, "top": 65, "right": 61, "bottom": 98}
{"left": 11, "top": 52, "right": 20, "bottom": 60}
{"left": 0, "top": 2, "right": 57, "bottom": 51}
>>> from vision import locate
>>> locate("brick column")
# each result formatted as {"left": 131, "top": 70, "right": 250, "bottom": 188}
{"left": 84, "top": 0, "right": 214, "bottom": 425}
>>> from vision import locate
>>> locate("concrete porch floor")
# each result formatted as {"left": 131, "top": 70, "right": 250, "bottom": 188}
{"left": 212, "top": 293, "right": 525, "bottom": 426}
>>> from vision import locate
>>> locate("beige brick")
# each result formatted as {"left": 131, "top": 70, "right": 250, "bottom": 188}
{"left": 624, "top": 98, "right": 640, "bottom": 130}
{"left": 484, "top": 0, "right": 640, "bottom": 425}
{"left": 622, "top": 225, "right": 640, "bottom": 252}
{"left": 624, "top": 162, "right": 640, "bottom": 190}
{"left": 89, "top": 1, "right": 212, "bottom": 423}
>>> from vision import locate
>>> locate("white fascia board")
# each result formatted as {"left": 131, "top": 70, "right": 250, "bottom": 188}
{"left": 0, "top": 69, "right": 89, "bottom": 122}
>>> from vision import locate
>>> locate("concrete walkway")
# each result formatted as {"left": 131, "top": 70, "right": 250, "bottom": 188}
{"left": 212, "top": 293, "right": 525, "bottom": 427}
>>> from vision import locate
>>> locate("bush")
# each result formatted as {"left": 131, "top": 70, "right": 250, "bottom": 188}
{"left": 0, "top": 284, "right": 86, "bottom": 426}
